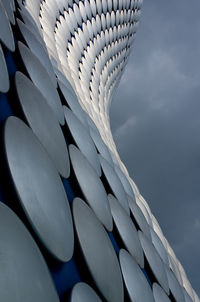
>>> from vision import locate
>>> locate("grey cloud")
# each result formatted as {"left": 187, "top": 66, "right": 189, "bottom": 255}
{"left": 111, "top": 0, "right": 200, "bottom": 295}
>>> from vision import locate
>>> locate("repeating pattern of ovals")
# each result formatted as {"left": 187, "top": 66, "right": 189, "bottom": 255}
{"left": 0, "top": 0, "right": 198, "bottom": 301}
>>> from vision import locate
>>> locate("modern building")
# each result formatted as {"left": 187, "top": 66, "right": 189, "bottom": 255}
{"left": 0, "top": 0, "right": 199, "bottom": 301}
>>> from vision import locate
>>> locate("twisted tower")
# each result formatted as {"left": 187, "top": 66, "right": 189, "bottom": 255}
{"left": 0, "top": 0, "right": 199, "bottom": 301}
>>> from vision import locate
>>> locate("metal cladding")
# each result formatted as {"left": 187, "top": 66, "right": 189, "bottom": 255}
{"left": 0, "top": 0, "right": 198, "bottom": 301}
{"left": 70, "top": 282, "right": 102, "bottom": 302}
{"left": 0, "top": 202, "right": 59, "bottom": 302}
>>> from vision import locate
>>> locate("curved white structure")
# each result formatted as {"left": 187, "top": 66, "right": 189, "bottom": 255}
{"left": 0, "top": 0, "right": 199, "bottom": 301}
{"left": 20, "top": 0, "right": 142, "bottom": 173}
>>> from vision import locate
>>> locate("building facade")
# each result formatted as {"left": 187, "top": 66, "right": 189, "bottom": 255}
{"left": 0, "top": 0, "right": 199, "bottom": 301}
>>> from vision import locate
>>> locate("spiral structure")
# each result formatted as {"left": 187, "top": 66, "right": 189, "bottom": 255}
{"left": 0, "top": 0, "right": 199, "bottom": 301}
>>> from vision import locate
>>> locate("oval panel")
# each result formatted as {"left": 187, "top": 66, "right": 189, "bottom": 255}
{"left": 114, "top": 165, "right": 135, "bottom": 198}
{"left": 0, "top": 0, "right": 15, "bottom": 51}
{"left": 18, "top": 42, "right": 64, "bottom": 125}
{"left": 0, "top": 202, "right": 59, "bottom": 302}
{"left": 70, "top": 282, "right": 102, "bottom": 302}
{"left": 108, "top": 194, "right": 144, "bottom": 267}
{"left": 99, "top": 155, "right": 130, "bottom": 215}
{"left": 128, "top": 195, "right": 151, "bottom": 239}
{"left": 58, "top": 80, "right": 88, "bottom": 127}
{"left": 119, "top": 249, "right": 155, "bottom": 302}
{"left": 17, "top": 19, "right": 57, "bottom": 87}
{"left": 150, "top": 227, "right": 169, "bottom": 266}
{"left": 4, "top": 116, "right": 74, "bottom": 262}
{"left": 139, "top": 231, "right": 169, "bottom": 294}
{"left": 0, "top": 44, "right": 9, "bottom": 93}
{"left": 72, "top": 198, "right": 124, "bottom": 302}
{"left": 166, "top": 266, "right": 185, "bottom": 302}
{"left": 69, "top": 144, "right": 112, "bottom": 231}
{"left": 1, "top": 0, "right": 15, "bottom": 25}
{"left": 64, "top": 106, "right": 101, "bottom": 176}
{"left": 15, "top": 72, "right": 70, "bottom": 178}
{"left": 153, "top": 283, "right": 171, "bottom": 302}
{"left": 89, "top": 127, "right": 113, "bottom": 164}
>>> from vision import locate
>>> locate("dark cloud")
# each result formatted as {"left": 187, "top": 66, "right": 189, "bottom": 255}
{"left": 111, "top": 0, "right": 200, "bottom": 295}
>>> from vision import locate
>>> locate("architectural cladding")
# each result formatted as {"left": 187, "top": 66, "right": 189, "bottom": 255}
{"left": 0, "top": 0, "right": 198, "bottom": 301}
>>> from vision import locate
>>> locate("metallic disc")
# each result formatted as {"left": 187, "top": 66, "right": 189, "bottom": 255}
{"left": 150, "top": 228, "right": 169, "bottom": 266}
{"left": 138, "top": 231, "right": 169, "bottom": 294}
{"left": 64, "top": 106, "right": 101, "bottom": 176}
{"left": 15, "top": 72, "right": 70, "bottom": 178}
{"left": 72, "top": 198, "right": 124, "bottom": 302}
{"left": 1, "top": 0, "right": 15, "bottom": 25}
{"left": 69, "top": 144, "right": 113, "bottom": 231}
{"left": 87, "top": 116, "right": 99, "bottom": 132}
{"left": 183, "top": 288, "right": 193, "bottom": 302}
{"left": 0, "top": 202, "right": 59, "bottom": 302}
{"left": 4, "top": 117, "right": 74, "bottom": 262}
{"left": 168, "top": 253, "right": 183, "bottom": 286}
{"left": 166, "top": 266, "right": 185, "bottom": 302}
{"left": 0, "top": 0, "right": 15, "bottom": 51}
{"left": 114, "top": 165, "right": 135, "bottom": 198}
{"left": 70, "top": 283, "right": 102, "bottom": 302}
{"left": 19, "top": 8, "right": 44, "bottom": 45}
{"left": 89, "top": 127, "right": 113, "bottom": 164}
{"left": 99, "top": 155, "right": 130, "bottom": 215}
{"left": 153, "top": 283, "right": 171, "bottom": 302}
{"left": 17, "top": 19, "right": 57, "bottom": 87}
{"left": 128, "top": 195, "right": 152, "bottom": 239}
{"left": 0, "top": 44, "right": 9, "bottom": 93}
{"left": 119, "top": 249, "right": 155, "bottom": 302}
{"left": 194, "top": 291, "right": 200, "bottom": 302}
{"left": 58, "top": 80, "right": 88, "bottom": 127}
{"left": 108, "top": 194, "right": 144, "bottom": 268}
{"left": 18, "top": 42, "right": 64, "bottom": 125}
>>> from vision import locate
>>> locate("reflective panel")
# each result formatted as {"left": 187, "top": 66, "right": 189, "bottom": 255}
{"left": 15, "top": 72, "right": 70, "bottom": 178}
{"left": 183, "top": 288, "right": 193, "bottom": 302}
{"left": 70, "top": 282, "right": 102, "bottom": 302}
{"left": 108, "top": 194, "right": 144, "bottom": 268}
{"left": 0, "top": 44, "right": 9, "bottom": 93}
{"left": 1, "top": 0, "right": 15, "bottom": 25}
{"left": 64, "top": 106, "right": 101, "bottom": 176}
{"left": 150, "top": 228, "right": 169, "bottom": 266}
{"left": 0, "top": 202, "right": 59, "bottom": 302}
{"left": 89, "top": 127, "right": 113, "bottom": 164}
{"left": 168, "top": 254, "right": 183, "bottom": 287}
{"left": 119, "top": 249, "right": 155, "bottom": 302}
{"left": 114, "top": 165, "right": 135, "bottom": 198}
{"left": 153, "top": 283, "right": 171, "bottom": 302}
{"left": 139, "top": 231, "right": 169, "bottom": 294}
{"left": 19, "top": 8, "right": 44, "bottom": 45}
{"left": 0, "top": 0, "right": 15, "bottom": 51}
{"left": 69, "top": 144, "right": 113, "bottom": 231}
{"left": 4, "top": 117, "right": 74, "bottom": 262}
{"left": 18, "top": 42, "right": 64, "bottom": 125}
{"left": 99, "top": 155, "right": 130, "bottom": 215}
{"left": 128, "top": 195, "right": 151, "bottom": 239}
{"left": 193, "top": 291, "right": 200, "bottom": 302}
{"left": 166, "top": 266, "right": 185, "bottom": 302}
{"left": 58, "top": 80, "right": 88, "bottom": 127}
{"left": 72, "top": 198, "right": 124, "bottom": 302}
{"left": 17, "top": 19, "right": 57, "bottom": 87}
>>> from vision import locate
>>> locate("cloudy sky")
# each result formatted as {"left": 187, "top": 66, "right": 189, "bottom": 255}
{"left": 110, "top": 0, "right": 200, "bottom": 296}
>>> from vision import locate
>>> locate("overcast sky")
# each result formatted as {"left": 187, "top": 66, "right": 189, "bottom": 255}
{"left": 110, "top": 0, "right": 200, "bottom": 296}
